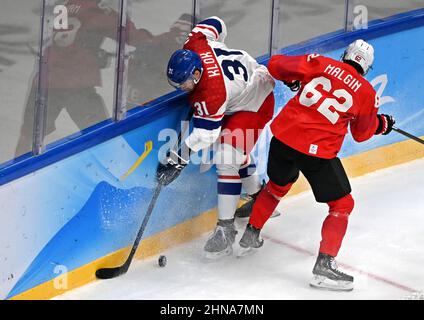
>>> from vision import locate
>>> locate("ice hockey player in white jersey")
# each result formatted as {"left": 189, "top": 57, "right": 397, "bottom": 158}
{"left": 157, "top": 16, "right": 275, "bottom": 258}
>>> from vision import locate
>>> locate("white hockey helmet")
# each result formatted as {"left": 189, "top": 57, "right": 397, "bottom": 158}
{"left": 342, "top": 39, "right": 374, "bottom": 75}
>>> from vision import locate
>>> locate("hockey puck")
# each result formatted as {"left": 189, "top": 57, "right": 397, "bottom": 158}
{"left": 158, "top": 255, "right": 167, "bottom": 267}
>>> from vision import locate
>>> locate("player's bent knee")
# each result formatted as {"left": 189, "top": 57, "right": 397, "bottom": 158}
{"left": 327, "top": 194, "right": 355, "bottom": 215}
{"left": 267, "top": 180, "right": 293, "bottom": 200}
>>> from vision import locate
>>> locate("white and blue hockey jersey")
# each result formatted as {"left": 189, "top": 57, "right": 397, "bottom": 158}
{"left": 183, "top": 16, "right": 275, "bottom": 152}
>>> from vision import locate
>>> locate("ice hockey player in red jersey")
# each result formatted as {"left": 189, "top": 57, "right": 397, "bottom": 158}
{"left": 157, "top": 16, "right": 275, "bottom": 259}
{"left": 238, "top": 39, "right": 396, "bottom": 291}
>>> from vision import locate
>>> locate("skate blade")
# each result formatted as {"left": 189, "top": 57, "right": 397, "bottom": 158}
{"left": 204, "top": 246, "right": 233, "bottom": 260}
{"left": 309, "top": 275, "right": 354, "bottom": 292}
{"left": 234, "top": 207, "right": 252, "bottom": 219}
{"left": 236, "top": 246, "right": 259, "bottom": 258}
{"left": 236, "top": 210, "right": 280, "bottom": 220}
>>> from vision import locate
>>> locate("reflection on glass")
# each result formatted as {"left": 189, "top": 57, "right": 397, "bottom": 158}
{"left": 278, "top": 0, "right": 345, "bottom": 48}
{"left": 38, "top": 0, "right": 121, "bottom": 146}
{"left": 198, "top": 0, "right": 272, "bottom": 58}
{"left": 126, "top": 0, "right": 193, "bottom": 108}
{"left": 14, "top": 0, "right": 119, "bottom": 151}
{"left": 0, "top": 0, "right": 40, "bottom": 163}
{"left": 14, "top": 0, "right": 154, "bottom": 150}
{"left": 352, "top": 0, "right": 423, "bottom": 21}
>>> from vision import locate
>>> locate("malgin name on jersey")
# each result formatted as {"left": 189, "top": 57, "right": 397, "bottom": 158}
{"left": 324, "top": 64, "right": 362, "bottom": 92}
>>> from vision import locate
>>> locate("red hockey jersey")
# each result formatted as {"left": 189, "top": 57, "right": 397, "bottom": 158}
{"left": 268, "top": 54, "right": 380, "bottom": 159}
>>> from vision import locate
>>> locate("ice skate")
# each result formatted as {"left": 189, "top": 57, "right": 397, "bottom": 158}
{"left": 309, "top": 253, "right": 354, "bottom": 291}
{"left": 237, "top": 223, "right": 263, "bottom": 257}
{"left": 204, "top": 219, "right": 238, "bottom": 259}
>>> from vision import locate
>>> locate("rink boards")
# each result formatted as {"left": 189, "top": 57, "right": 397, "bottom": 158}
{"left": 1, "top": 9, "right": 423, "bottom": 300}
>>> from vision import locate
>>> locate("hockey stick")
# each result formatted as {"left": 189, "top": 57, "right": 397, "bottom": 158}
{"left": 95, "top": 109, "right": 193, "bottom": 279}
{"left": 392, "top": 126, "right": 424, "bottom": 145}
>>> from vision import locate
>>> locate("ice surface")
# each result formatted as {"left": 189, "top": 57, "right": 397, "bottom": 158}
{"left": 55, "top": 158, "right": 424, "bottom": 300}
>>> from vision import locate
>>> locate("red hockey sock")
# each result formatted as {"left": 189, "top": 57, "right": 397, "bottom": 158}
{"left": 249, "top": 180, "right": 293, "bottom": 229}
{"left": 319, "top": 194, "right": 355, "bottom": 257}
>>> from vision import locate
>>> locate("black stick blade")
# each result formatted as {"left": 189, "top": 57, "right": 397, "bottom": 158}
{"left": 95, "top": 266, "right": 126, "bottom": 279}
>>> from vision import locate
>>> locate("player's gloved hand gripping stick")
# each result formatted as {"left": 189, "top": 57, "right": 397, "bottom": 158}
{"left": 95, "top": 109, "right": 193, "bottom": 279}
{"left": 156, "top": 109, "right": 194, "bottom": 185}
{"left": 156, "top": 146, "right": 190, "bottom": 186}
{"left": 376, "top": 114, "right": 423, "bottom": 145}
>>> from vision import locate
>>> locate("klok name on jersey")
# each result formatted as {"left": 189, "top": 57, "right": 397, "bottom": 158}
{"left": 199, "top": 52, "right": 221, "bottom": 78}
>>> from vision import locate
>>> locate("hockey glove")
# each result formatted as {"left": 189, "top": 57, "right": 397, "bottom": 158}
{"left": 283, "top": 80, "right": 301, "bottom": 92}
{"left": 156, "top": 149, "right": 189, "bottom": 186}
{"left": 375, "top": 114, "right": 395, "bottom": 135}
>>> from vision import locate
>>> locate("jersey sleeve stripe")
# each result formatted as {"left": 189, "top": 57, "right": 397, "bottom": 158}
{"left": 198, "top": 17, "right": 223, "bottom": 33}
{"left": 194, "top": 25, "right": 219, "bottom": 39}
{"left": 193, "top": 114, "right": 223, "bottom": 121}
{"left": 193, "top": 117, "right": 222, "bottom": 130}
{"left": 203, "top": 114, "right": 224, "bottom": 119}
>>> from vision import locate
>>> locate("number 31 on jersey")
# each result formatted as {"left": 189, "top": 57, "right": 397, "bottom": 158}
{"left": 194, "top": 101, "right": 209, "bottom": 116}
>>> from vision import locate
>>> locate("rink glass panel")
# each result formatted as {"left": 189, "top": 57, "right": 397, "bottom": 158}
{"left": 125, "top": 0, "right": 193, "bottom": 109}
{"left": 0, "top": 1, "right": 41, "bottom": 163}
{"left": 43, "top": 0, "right": 119, "bottom": 146}
{"left": 277, "top": 0, "right": 345, "bottom": 48}
{"left": 197, "top": 0, "right": 272, "bottom": 59}
{"left": 350, "top": 0, "right": 423, "bottom": 21}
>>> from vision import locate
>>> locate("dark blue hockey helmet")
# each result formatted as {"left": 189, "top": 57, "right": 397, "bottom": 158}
{"left": 167, "top": 49, "right": 203, "bottom": 89}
